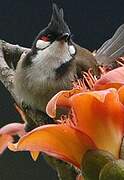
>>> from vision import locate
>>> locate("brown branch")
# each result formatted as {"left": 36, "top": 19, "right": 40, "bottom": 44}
{"left": 45, "top": 155, "right": 78, "bottom": 180}
{"left": 2, "top": 40, "right": 29, "bottom": 68}
{"left": 0, "top": 40, "right": 16, "bottom": 98}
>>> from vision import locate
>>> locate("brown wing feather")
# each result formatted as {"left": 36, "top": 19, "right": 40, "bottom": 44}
{"left": 73, "top": 43, "right": 99, "bottom": 76}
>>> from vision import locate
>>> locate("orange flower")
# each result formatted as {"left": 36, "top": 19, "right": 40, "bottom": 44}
{"left": 46, "top": 88, "right": 124, "bottom": 157}
{"left": 8, "top": 87, "right": 124, "bottom": 169}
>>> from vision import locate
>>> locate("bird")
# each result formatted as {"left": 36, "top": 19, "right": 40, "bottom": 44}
{"left": 13, "top": 3, "right": 124, "bottom": 128}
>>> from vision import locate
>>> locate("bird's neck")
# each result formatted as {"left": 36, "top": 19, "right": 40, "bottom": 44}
{"left": 32, "top": 41, "right": 73, "bottom": 71}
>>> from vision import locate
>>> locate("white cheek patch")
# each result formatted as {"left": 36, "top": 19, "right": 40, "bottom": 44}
{"left": 68, "top": 45, "right": 76, "bottom": 56}
{"left": 36, "top": 40, "right": 51, "bottom": 50}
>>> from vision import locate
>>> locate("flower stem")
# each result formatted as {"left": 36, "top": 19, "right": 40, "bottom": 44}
{"left": 44, "top": 155, "right": 78, "bottom": 180}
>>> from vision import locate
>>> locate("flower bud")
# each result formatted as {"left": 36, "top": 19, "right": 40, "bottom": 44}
{"left": 99, "top": 159, "right": 124, "bottom": 180}
{"left": 81, "top": 149, "right": 115, "bottom": 180}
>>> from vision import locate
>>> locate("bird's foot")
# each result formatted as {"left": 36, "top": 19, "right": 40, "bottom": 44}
{"left": 21, "top": 102, "right": 54, "bottom": 132}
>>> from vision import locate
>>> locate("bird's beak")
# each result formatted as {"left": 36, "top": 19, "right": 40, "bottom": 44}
{"left": 59, "top": 33, "right": 70, "bottom": 42}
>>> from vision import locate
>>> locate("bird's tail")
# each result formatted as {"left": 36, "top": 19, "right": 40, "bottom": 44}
{"left": 95, "top": 24, "right": 124, "bottom": 65}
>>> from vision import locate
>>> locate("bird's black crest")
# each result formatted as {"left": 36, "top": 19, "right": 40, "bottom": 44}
{"left": 41, "top": 4, "right": 70, "bottom": 36}
{"left": 48, "top": 3, "right": 70, "bottom": 35}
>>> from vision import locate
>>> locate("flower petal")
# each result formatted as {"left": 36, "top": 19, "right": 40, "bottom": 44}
{"left": 46, "top": 89, "right": 82, "bottom": 118}
{"left": 118, "top": 85, "right": 124, "bottom": 105}
{"left": 30, "top": 151, "right": 40, "bottom": 161}
{"left": 0, "top": 123, "right": 25, "bottom": 154}
{"left": 9, "top": 124, "right": 96, "bottom": 168}
{"left": 0, "top": 123, "right": 25, "bottom": 137}
{"left": 94, "top": 67, "right": 124, "bottom": 90}
{"left": 0, "top": 134, "right": 13, "bottom": 154}
{"left": 69, "top": 89, "right": 124, "bottom": 157}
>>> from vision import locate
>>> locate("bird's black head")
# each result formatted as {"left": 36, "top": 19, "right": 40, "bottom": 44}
{"left": 32, "top": 3, "right": 71, "bottom": 51}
